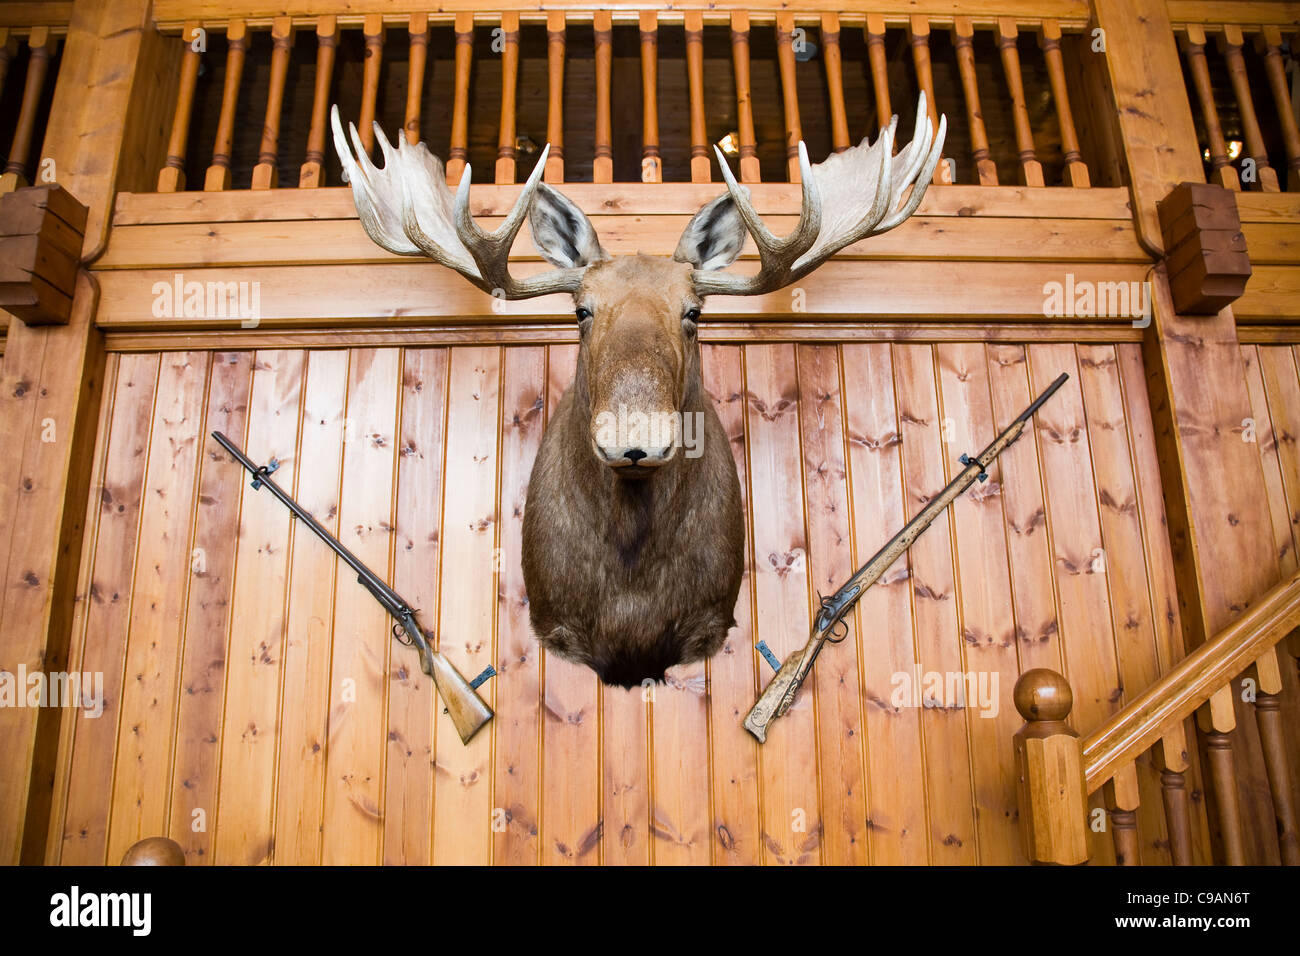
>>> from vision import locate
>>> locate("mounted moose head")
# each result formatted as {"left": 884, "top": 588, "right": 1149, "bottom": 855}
{"left": 333, "top": 97, "right": 946, "bottom": 688}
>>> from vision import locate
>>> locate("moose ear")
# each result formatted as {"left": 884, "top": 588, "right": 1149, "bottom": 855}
{"left": 674, "top": 193, "right": 747, "bottom": 271}
{"left": 528, "top": 183, "right": 608, "bottom": 269}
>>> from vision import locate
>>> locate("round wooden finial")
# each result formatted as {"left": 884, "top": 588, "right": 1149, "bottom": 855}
{"left": 1014, "top": 668, "right": 1073, "bottom": 723}
{"left": 120, "top": 836, "right": 186, "bottom": 866}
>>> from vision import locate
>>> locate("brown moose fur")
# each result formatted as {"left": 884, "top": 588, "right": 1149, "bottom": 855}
{"left": 521, "top": 257, "right": 745, "bottom": 688}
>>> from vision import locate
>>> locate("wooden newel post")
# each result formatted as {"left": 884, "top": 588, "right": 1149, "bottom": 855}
{"left": 1013, "top": 669, "right": 1089, "bottom": 865}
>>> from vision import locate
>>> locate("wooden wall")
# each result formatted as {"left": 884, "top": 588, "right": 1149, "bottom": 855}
{"left": 46, "top": 339, "right": 1216, "bottom": 865}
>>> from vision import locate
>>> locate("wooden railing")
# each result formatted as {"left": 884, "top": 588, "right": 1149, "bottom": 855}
{"left": 0, "top": 23, "right": 66, "bottom": 194}
{"left": 146, "top": 9, "right": 1109, "bottom": 191}
{"left": 1014, "top": 569, "right": 1300, "bottom": 864}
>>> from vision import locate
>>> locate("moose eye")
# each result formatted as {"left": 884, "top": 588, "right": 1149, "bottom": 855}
{"left": 575, "top": 307, "right": 592, "bottom": 321}
{"left": 685, "top": 308, "right": 701, "bottom": 322}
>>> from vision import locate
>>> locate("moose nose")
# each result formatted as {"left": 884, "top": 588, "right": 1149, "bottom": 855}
{"left": 625, "top": 449, "right": 647, "bottom": 463}
{"left": 595, "top": 442, "right": 677, "bottom": 468}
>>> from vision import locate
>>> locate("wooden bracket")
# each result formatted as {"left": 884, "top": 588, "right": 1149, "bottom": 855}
{"left": 1157, "top": 182, "right": 1251, "bottom": 314}
{"left": 0, "top": 183, "right": 88, "bottom": 325}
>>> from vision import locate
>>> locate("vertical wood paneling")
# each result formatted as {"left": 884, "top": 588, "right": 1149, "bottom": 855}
{"left": 319, "top": 349, "right": 399, "bottom": 865}
{"left": 744, "top": 343, "right": 821, "bottom": 865}
{"left": 432, "top": 346, "right": 499, "bottom": 865}
{"left": 796, "top": 345, "right": 867, "bottom": 864}
{"left": 274, "top": 350, "right": 349, "bottom": 865}
{"left": 214, "top": 349, "right": 303, "bottom": 865}
{"left": 894, "top": 344, "right": 977, "bottom": 864}
{"left": 59, "top": 354, "right": 159, "bottom": 864}
{"left": 493, "top": 346, "right": 546, "bottom": 864}
{"left": 381, "top": 349, "right": 446, "bottom": 865}
{"left": 539, "top": 344, "right": 602, "bottom": 864}
{"left": 107, "top": 352, "right": 209, "bottom": 864}
{"left": 701, "top": 345, "right": 761, "bottom": 865}
{"left": 841, "top": 343, "right": 926, "bottom": 864}
{"left": 936, "top": 342, "right": 1020, "bottom": 864}
{"left": 169, "top": 353, "right": 253, "bottom": 863}
{"left": 61, "top": 338, "right": 1212, "bottom": 867}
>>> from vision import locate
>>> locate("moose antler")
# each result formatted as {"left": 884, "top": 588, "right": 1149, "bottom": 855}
{"left": 330, "top": 104, "right": 586, "bottom": 299}
{"left": 692, "top": 92, "right": 947, "bottom": 297}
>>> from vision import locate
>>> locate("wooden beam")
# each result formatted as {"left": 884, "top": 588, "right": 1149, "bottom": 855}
{"left": 0, "top": 0, "right": 161, "bottom": 867}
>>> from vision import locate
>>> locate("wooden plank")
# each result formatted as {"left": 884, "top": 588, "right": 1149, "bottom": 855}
{"left": 492, "top": 345, "right": 546, "bottom": 864}
{"left": 744, "top": 343, "right": 821, "bottom": 865}
{"left": 319, "top": 348, "right": 399, "bottom": 864}
{"left": 1234, "top": 192, "right": 1300, "bottom": 222}
{"left": 432, "top": 346, "right": 499, "bottom": 864}
{"left": 43, "top": 353, "right": 119, "bottom": 862}
{"left": 213, "top": 349, "right": 303, "bottom": 865}
{"left": 94, "top": 262, "right": 1154, "bottom": 328}
{"left": 1076, "top": 344, "right": 1170, "bottom": 864}
{"left": 112, "top": 184, "right": 1137, "bottom": 225}
{"left": 168, "top": 352, "right": 253, "bottom": 863}
{"left": 1025, "top": 344, "right": 1117, "bottom": 864}
{"left": 841, "top": 343, "right": 927, "bottom": 864}
{"left": 56, "top": 353, "right": 159, "bottom": 864}
{"left": 986, "top": 344, "right": 1063, "bottom": 676}
{"left": 1235, "top": 265, "right": 1300, "bottom": 320}
{"left": 603, "top": 689, "right": 650, "bottom": 865}
{"left": 795, "top": 344, "right": 867, "bottom": 864}
{"left": 651, "top": 664, "right": 710, "bottom": 864}
{"left": 893, "top": 344, "right": 977, "bottom": 864}
{"left": 539, "top": 343, "right": 602, "bottom": 864}
{"left": 105, "top": 351, "right": 208, "bottom": 863}
{"left": 1168, "top": 3, "right": 1300, "bottom": 25}
{"left": 1241, "top": 346, "right": 1299, "bottom": 577}
{"left": 96, "top": 217, "right": 1150, "bottom": 270}
{"left": 382, "top": 348, "right": 447, "bottom": 865}
{"left": 700, "top": 344, "right": 761, "bottom": 865}
{"left": 273, "top": 349, "right": 349, "bottom": 864}
{"left": 935, "top": 342, "right": 1022, "bottom": 863}
{"left": 1240, "top": 223, "right": 1300, "bottom": 264}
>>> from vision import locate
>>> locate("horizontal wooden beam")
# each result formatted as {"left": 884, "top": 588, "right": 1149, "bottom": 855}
{"left": 1235, "top": 191, "right": 1300, "bottom": 222}
{"left": 112, "top": 184, "right": 1136, "bottom": 226}
{"left": 96, "top": 215, "right": 1149, "bottom": 270}
{"left": 1167, "top": 2, "right": 1300, "bottom": 27}
{"left": 94, "top": 259, "right": 1152, "bottom": 327}
{"left": 0, "top": 5, "right": 72, "bottom": 29}
{"left": 102, "top": 322, "right": 1143, "bottom": 352}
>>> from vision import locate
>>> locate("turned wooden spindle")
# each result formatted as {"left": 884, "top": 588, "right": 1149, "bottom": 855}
{"left": 1255, "top": 26, "right": 1300, "bottom": 192}
{"left": 2, "top": 26, "right": 55, "bottom": 192}
{"left": 685, "top": 12, "right": 709, "bottom": 182}
{"left": 447, "top": 12, "right": 474, "bottom": 182}
{"left": 496, "top": 12, "right": 520, "bottom": 184}
{"left": 1039, "top": 20, "right": 1090, "bottom": 188}
{"left": 950, "top": 17, "right": 996, "bottom": 185}
{"left": 1252, "top": 647, "right": 1299, "bottom": 864}
{"left": 593, "top": 10, "right": 613, "bottom": 184}
{"left": 251, "top": 17, "right": 294, "bottom": 190}
{"left": 1181, "top": 25, "right": 1239, "bottom": 189}
{"left": 405, "top": 14, "right": 429, "bottom": 146}
{"left": 204, "top": 20, "right": 247, "bottom": 191}
{"left": 996, "top": 18, "right": 1045, "bottom": 187}
{"left": 909, "top": 17, "right": 947, "bottom": 184}
{"left": 358, "top": 15, "right": 385, "bottom": 156}
{"left": 1200, "top": 686, "right": 1247, "bottom": 865}
{"left": 865, "top": 14, "right": 892, "bottom": 130}
{"left": 821, "top": 13, "right": 850, "bottom": 153}
{"left": 640, "top": 11, "right": 661, "bottom": 183}
{"left": 1104, "top": 762, "right": 1141, "bottom": 865}
{"left": 1155, "top": 725, "right": 1194, "bottom": 866}
{"left": 299, "top": 16, "right": 338, "bottom": 188}
{"left": 0, "top": 29, "right": 13, "bottom": 97}
{"left": 775, "top": 13, "right": 804, "bottom": 182}
{"left": 730, "top": 11, "right": 761, "bottom": 183}
{"left": 157, "top": 22, "right": 203, "bottom": 192}
{"left": 1219, "top": 24, "right": 1280, "bottom": 192}
{"left": 1012, "top": 669, "right": 1089, "bottom": 865}
{"left": 544, "top": 11, "right": 566, "bottom": 183}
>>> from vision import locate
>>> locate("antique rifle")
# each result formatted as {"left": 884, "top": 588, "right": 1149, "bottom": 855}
{"left": 212, "top": 431, "right": 493, "bottom": 744}
{"left": 743, "top": 372, "right": 1069, "bottom": 743}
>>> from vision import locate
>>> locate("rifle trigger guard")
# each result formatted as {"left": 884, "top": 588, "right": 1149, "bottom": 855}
{"left": 817, "top": 592, "right": 850, "bottom": 643}
{"left": 392, "top": 622, "right": 414, "bottom": 647}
